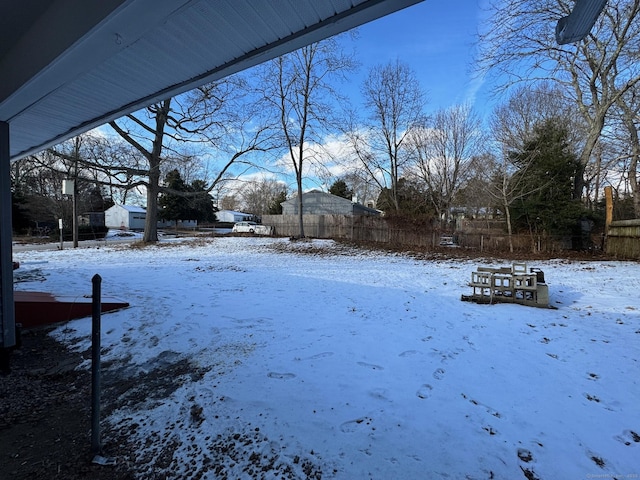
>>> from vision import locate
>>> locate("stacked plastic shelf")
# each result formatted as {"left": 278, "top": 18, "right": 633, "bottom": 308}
{"left": 461, "top": 262, "right": 551, "bottom": 308}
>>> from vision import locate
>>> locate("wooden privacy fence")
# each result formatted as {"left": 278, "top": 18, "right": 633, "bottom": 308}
{"left": 261, "top": 214, "right": 616, "bottom": 255}
{"left": 606, "top": 219, "right": 640, "bottom": 259}
{"left": 262, "top": 214, "right": 437, "bottom": 247}
{"left": 261, "top": 214, "right": 521, "bottom": 251}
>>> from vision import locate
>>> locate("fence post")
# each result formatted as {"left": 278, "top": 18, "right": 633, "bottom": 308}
{"left": 91, "top": 274, "right": 102, "bottom": 456}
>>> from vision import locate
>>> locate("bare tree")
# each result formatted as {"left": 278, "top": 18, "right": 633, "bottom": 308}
{"left": 479, "top": 0, "right": 640, "bottom": 202}
{"left": 612, "top": 87, "right": 640, "bottom": 216}
{"left": 454, "top": 153, "right": 499, "bottom": 220}
{"left": 488, "top": 86, "right": 581, "bottom": 251}
{"left": 406, "top": 104, "right": 483, "bottom": 225}
{"left": 219, "top": 194, "right": 240, "bottom": 211}
{"left": 255, "top": 37, "right": 356, "bottom": 237}
{"left": 341, "top": 171, "right": 380, "bottom": 207}
{"left": 490, "top": 83, "right": 579, "bottom": 151}
{"left": 108, "top": 98, "right": 171, "bottom": 242}
{"left": 239, "top": 177, "right": 289, "bottom": 215}
{"left": 348, "top": 59, "right": 426, "bottom": 212}
{"left": 482, "top": 153, "right": 530, "bottom": 253}
{"left": 11, "top": 151, "right": 66, "bottom": 232}
{"left": 19, "top": 134, "right": 115, "bottom": 239}
{"left": 108, "top": 78, "right": 270, "bottom": 242}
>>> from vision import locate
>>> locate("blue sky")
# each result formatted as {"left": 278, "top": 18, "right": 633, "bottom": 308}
{"left": 343, "top": 1, "right": 494, "bottom": 119}
{"left": 101, "top": 2, "right": 499, "bottom": 202}
{"left": 240, "top": 2, "right": 498, "bottom": 194}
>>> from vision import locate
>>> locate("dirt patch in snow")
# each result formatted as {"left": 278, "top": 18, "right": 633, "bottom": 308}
{"left": 0, "top": 328, "right": 135, "bottom": 480}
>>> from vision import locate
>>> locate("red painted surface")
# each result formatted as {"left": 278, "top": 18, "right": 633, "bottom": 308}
{"left": 14, "top": 291, "right": 129, "bottom": 328}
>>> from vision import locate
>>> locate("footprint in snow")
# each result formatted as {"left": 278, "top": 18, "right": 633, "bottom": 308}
{"left": 584, "top": 392, "right": 601, "bottom": 403}
{"left": 614, "top": 429, "right": 640, "bottom": 446}
{"left": 340, "top": 416, "right": 374, "bottom": 433}
{"left": 433, "top": 368, "right": 445, "bottom": 380}
{"left": 267, "top": 372, "right": 296, "bottom": 379}
{"left": 463, "top": 394, "right": 503, "bottom": 419}
{"left": 357, "top": 361, "right": 384, "bottom": 371}
{"left": 399, "top": 350, "right": 420, "bottom": 357}
{"left": 517, "top": 448, "right": 533, "bottom": 463}
{"left": 369, "top": 388, "right": 389, "bottom": 401}
{"left": 295, "top": 352, "right": 334, "bottom": 361}
{"left": 482, "top": 425, "right": 498, "bottom": 436}
{"left": 416, "top": 384, "right": 433, "bottom": 399}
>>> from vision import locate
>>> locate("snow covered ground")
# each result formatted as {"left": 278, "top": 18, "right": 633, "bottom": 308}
{"left": 13, "top": 236, "right": 640, "bottom": 479}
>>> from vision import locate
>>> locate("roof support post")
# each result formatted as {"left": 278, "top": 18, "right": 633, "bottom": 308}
{"left": 0, "top": 120, "right": 16, "bottom": 352}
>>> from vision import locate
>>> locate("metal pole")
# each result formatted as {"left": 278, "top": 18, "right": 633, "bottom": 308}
{"left": 59, "top": 219, "right": 64, "bottom": 251}
{"left": 72, "top": 181, "right": 78, "bottom": 248}
{"left": 0, "top": 121, "right": 16, "bottom": 358}
{"left": 91, "top": 274, "right": 102, "bottom": 455}
{"left": 73, "top": 141, "right": 79, "bottom": 248}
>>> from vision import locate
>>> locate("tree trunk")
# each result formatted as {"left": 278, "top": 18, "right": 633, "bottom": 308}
{"left": 296, "top": 143, "right": 305, "bottom": 238}
{"left": 631, "top": 154, "right": 640, "bottom": 218}
{"left": 296, "top": 184, "right": 305, "bottom": 238}
{"left": 72, "top": 139, "right": 79, "bottom": 248}
{"left": 142, "top": 99, "right": 171, "bottom": 243}
{"left": 574, "top": 112, "right": 606, "bottom": 201}
{"left": 617, "top": 98, "right": 640, "bottom": 218}
{"left": 390, "top": 161, "right": 400, "bottom": 212}
{"left": 504, "top": 200, "right": 514, "bottom": 254}
{"left": 143, "top": 158, "right": 160, "bottom": 243}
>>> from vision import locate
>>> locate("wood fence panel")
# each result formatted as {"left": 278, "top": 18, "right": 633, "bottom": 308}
{"left": 607, "top": 220, "right": 640, "bottom": 259}
{"left": 260, "top": 214, "right": 632, "bottom": 256}
{"left": 262, "top": 214, "right": 438, "bottom": 247}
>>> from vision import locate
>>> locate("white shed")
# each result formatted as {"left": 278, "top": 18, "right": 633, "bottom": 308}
{"left": 105, "top": 204, "right": 147, "bottom": 230}
{"left": 216, "top": 210, "right": 253, "bottom": 223}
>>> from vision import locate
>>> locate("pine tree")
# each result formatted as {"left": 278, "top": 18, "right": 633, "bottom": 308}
{"left": 329, "top": 179, "right": 353, "bottom": 199}
{"left": 267, "top": 191, "right": 287, "bottom": 215}
{"left": 187, "top": 179, "right": 216, "bottom": 223}
{"left": 509, "top": 119, "right": 585, "bottom": 239}
{"left": 159, "top": 169, "right": 188, "bottom": 222}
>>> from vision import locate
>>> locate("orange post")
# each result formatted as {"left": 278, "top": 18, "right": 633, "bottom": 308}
{"left": 604, "top": 186, "right": 613, "bottom": 230}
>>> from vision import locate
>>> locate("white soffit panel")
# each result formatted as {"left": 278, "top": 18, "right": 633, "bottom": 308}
{"left": 0, "top": 0, "right": 423, "bottom": 160}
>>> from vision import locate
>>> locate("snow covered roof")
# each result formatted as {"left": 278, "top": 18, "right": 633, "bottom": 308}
{"left": 218, "top": 210, "right": 251, "bottom": 216}
{"left": 114, "top": 204, "right": 146, "bottom": 213}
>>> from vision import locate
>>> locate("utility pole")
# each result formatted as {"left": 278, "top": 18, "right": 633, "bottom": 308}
{"left": 62, "top": 179, "right": 76, "bottom": 248}
{"left": 72, "top": 137, "right": 80, "bottom": 248}
{"left": 72, "top": 177, "right": 78, "bottom": 248}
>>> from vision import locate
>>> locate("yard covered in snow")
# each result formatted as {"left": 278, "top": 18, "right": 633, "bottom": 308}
{"left": 13, "top": 236, "right": 640, "bottom": 479}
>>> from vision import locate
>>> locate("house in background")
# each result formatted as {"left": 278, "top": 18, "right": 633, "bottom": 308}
{"left": 105, "top": 204, "right": 147, "bottom": 230}
{"left": 105, "top": 205, "right": 198, "bottom": 231}
{"left": 282, "top": 190, "right": 381, "bottom": 216}
{"left": 216, "top": 210, "right": 254, "bottom": 223}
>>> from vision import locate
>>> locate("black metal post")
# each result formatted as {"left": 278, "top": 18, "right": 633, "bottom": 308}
{"left": 0, "top": 121, "right": 16, "bottom": 373}
{"left": 91, "top": 274, "right": 102, "bottom": 455}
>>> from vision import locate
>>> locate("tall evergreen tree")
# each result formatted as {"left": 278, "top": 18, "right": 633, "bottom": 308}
{"left": 329, "top": 179, "right": 353, "bottom": 199}
{"left": 11, "top": 189, "right": 30, "bottom": 233}
{"left": 510, "top": 119, "right": 585, "bottom": 240}
{"left": 376, "top": 178, "right": 432, "bottom": 216}
{"left": 187, "top": 179, "right": 216, "bottom": 223}
{"left": 158, "top": 169, "right": 188, "bottom": 222}
{"left": 159, "top": 170, "right": 216, "bottom": 224}
{"left": 267, "top": 191, "right": 287, "bottom": 215}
